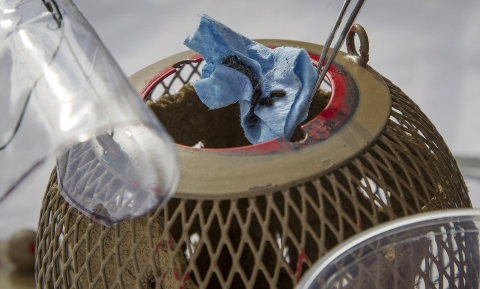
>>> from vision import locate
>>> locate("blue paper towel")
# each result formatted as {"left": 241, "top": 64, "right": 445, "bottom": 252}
{"left": 184, "top": 14, "right": 317, "bottom": 144}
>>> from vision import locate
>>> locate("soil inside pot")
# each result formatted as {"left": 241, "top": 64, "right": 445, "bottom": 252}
{"left": 147, "top": 83, "right": 331, "bottom": 148}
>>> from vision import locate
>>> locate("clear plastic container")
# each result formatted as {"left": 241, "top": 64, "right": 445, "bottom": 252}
{"left": 297, "top": 209, "right": 480, "bottom": 289}
{"left": 0, "top": 0, "right": 179, "bottom": 226}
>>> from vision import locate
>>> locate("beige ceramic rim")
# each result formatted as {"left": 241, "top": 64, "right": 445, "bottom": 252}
{"left": 129, "top": 39, "right": 391, "bottom": 199}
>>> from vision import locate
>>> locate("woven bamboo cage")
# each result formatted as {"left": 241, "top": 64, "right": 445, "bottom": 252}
{"left": 36, "top": 37, "right": 471, "bottom": 289}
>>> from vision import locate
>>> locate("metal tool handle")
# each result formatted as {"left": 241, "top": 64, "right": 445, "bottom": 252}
{"left": 309, "top": 0, "right": 366, "bottom": 101}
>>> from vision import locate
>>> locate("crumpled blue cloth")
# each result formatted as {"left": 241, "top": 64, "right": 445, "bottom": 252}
{"left": 184, "top": 14, "right": 317, "bottom": 144}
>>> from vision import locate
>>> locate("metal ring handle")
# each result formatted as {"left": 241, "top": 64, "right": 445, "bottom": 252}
{"left": 346, "top": 24, "right": 369, "bottom": 66}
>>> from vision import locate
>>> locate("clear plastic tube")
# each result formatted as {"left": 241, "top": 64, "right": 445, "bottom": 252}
{"left": 0, "top": 0, "right": 179, "bottom": 226}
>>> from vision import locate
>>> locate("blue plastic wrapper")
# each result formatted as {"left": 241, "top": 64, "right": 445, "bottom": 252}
{"left": 184, "top": 14, "right": 317, "bottom": 144}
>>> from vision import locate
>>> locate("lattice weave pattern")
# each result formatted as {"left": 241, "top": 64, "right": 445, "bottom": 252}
{"left": 36, "top": 72, "right": 471, "bottom": 289}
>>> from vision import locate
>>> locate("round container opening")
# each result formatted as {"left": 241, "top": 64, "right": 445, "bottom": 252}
{"left": 144, "top": 55, "right": 332, "bottom": 149}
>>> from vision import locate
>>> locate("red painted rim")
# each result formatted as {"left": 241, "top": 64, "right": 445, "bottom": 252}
{"left": 140, "top": 50, "right": 357, "bottom": 156}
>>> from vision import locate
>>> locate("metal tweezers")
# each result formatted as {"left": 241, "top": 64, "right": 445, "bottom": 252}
{"left": 309, "top": 0, "right": 366, "bottom": 101}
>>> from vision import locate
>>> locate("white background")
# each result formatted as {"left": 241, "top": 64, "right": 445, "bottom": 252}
{"left": 1, "top": 0, "right": 479, "bottom": 240}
